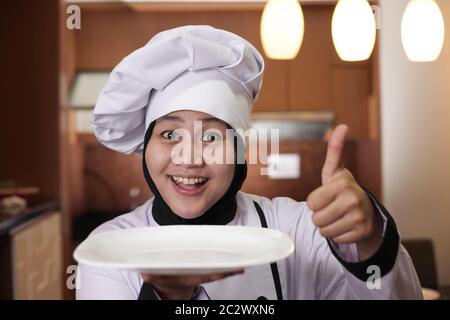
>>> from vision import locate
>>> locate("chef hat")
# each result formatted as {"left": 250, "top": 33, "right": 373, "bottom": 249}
{"left": 91, "top": 25, "right": 265, "bottom": 155}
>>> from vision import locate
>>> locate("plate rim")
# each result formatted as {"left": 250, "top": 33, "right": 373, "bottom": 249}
{"left": 73, "top": 225, "right": 295, "bottom": 271}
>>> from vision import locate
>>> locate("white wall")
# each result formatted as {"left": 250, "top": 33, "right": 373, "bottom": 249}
{"left": 380, "top": 0, "right": 450, "bottom": 286}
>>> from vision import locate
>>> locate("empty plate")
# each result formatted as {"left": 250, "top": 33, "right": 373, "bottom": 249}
{"left": 73, "top": 225, "right": 295, "bottom": 275}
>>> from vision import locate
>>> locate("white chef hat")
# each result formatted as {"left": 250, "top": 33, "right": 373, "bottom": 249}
{"left": 91, "top": 25, "right": 265, "bottom": 155}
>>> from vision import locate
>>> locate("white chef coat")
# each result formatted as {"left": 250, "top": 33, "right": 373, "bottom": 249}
{"left": 76, "top": 191, "right": 423, "bottom": 300}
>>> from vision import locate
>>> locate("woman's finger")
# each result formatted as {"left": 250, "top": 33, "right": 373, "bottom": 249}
{"left": 332, "top": 230, "right": 361, "bottom": 244}
{"left": 311, "top": 191, "right": 356, "bottom": 228}
{"left": 321, "top": 124, "right": 349, "bottom": 185}
{"left": 317, "top": 211, "right": 356, "bottom": 239}
{"left": 307, "top": 169, "right": 354, "bottom": 212}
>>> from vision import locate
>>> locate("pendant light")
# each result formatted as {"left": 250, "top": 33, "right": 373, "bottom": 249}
{"left": 260, "top": 0, "right": 305, "bottom": 60}
{"left": 332, "top": 0, "right": 377, "bottom": 61}
{"left": 401, "top": 0, "right": 445, "bottom": 62}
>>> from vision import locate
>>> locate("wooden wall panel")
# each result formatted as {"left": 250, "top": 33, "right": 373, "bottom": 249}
{"left": 73, "top": 6, "right": 375, "bottom": 138}
{"left": 0, "top": 0, "right": 60, "bottom": 199}
{"left": 67, "top": 145, "right": 86, "bottom": 218}
{"left": 83, "top": 144, "right": 152, "bottom": 212}
{"left": 354, "top": 140, "right": 381, "bottom": 200}
{"left": 332, "top": 67, "right": 371, "bottom": 139}
{"left": 288, "top": 7, "right": 333, "bottom": 110}
{"left": 76, "top": 10, "right": 158, "bottom": 70}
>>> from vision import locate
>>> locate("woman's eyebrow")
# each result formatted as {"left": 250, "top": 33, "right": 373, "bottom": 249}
{"left": 201, "top": 117, "right": 224, "bottom": 124}
{"left": 158, "top": 115, "right": 224, "bottom": 125}
{"left": 158, "top": 115, "right": 184, "bottom": 123}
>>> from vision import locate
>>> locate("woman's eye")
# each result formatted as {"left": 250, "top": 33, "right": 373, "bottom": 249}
{"left": 202, "top": 131, "right": 222, "bottom": 142}
{"left": 161, "top": 130, "right": 180, "bottom": 141}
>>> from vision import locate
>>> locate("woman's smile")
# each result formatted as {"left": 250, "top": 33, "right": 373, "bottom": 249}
{"left": 167, "top": 174, "right": 210, "bottom": 197}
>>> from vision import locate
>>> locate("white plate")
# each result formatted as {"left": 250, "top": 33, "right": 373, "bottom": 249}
{"left": 73, "top": 225, "right": 295, "bottom": 275}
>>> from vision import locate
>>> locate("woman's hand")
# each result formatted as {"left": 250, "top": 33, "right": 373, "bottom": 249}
{"left": 142, "top": 270, "right": 244, "bottom": 300}
{"left": 307, "top": 124, "right": 383, "bottom": 261}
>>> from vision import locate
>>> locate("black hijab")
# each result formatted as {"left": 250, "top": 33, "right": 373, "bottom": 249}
{"left": 142, "top": 120, "right": 247, "bottom": 226}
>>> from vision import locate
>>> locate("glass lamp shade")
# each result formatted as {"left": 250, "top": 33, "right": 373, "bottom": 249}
{"left": 332, "top": 0, "right": 377, "bottom": 62}
{"left": 401, "top": 0, "right": 445, "bottom": 62}
{"left": 260, "top": 0, "right": 305, "bottom": 60}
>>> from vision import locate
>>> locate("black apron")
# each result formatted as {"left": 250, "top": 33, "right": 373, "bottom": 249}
{"left": 138, "top": 201, "right": 283, "bottom": 300}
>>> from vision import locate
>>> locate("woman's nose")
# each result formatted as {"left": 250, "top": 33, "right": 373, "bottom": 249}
{"left": 171, "top": 138, "right": 205, "bottom": 167}
{"left": 187, "top": 141, "right": 205, "bottom": 167}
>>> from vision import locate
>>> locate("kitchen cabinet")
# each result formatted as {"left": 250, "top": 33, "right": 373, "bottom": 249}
{"left": 0, "top": 202, "right": 62, "bottom": 300}
{"left": 12, "top": 212, "right": 63, "bottom": 300}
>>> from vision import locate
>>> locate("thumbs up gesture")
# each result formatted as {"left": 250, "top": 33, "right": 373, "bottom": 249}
{"left": 307, "top": 124, "right": 383, "bottom": 260}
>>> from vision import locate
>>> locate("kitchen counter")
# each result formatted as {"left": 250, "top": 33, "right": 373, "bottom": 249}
{"left": 0, "top": 199, "right": 59, "bottom": 236}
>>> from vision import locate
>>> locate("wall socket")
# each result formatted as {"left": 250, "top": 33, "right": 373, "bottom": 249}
{"left": 267, "top": 154, "right": 301, "bottom": 179}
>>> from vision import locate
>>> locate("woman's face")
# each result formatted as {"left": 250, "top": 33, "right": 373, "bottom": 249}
{"left": 145, "top": 110, "right": 235, "bottom": 219}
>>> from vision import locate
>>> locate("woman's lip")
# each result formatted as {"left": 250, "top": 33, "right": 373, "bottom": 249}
{"left": 168, "top": 176, "right": 208, "bottom": 197}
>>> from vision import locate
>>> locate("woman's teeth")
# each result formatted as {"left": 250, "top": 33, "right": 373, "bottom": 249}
{"left": 171, "top": 176, "right": 208, "bottom": 185}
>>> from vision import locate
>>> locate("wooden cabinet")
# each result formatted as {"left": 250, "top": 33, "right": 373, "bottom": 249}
{"left": 2, "top": 212, "right": 63, "bottom": 300}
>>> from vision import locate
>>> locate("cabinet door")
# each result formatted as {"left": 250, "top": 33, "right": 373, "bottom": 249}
{"left": 12, "top": 213, "right": 63, "bottom": 300}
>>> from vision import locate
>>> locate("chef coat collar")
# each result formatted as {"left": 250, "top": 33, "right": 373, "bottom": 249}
{"left": 142, "top": 120, "right": 247, "bottom": 226}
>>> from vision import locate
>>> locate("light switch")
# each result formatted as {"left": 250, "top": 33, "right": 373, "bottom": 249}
{"left": 267, "top": 153, "right": 301, "bottom": 179}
